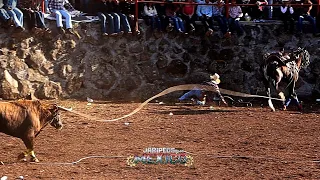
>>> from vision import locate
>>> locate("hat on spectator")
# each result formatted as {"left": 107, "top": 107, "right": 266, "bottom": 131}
{"left": 210, "top": 73, "right": 220, "bottom": 84}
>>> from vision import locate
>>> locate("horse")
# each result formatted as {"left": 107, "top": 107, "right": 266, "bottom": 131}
{"left": 261, "top": 47, "right": 310, "bottom": 111}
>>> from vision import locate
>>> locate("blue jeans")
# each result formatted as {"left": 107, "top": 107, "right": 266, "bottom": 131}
{"left": 52, "top": 9, "right": 73, "bottom": 29}
{"left": 267, "top": 0, "right": 273, "bottom": 19}
{"left": 213, "top": 15, "right": 229, "bottom": 34}
{"left": 119, "top": 13, "right": 131, "bottom": 33}
{"left": 110, "top": 13, "right": 121, "bottom": 33}
{"left": 148, "top": 16, "right": 162, "bottom": 31}
{"left": 228, "top": 18, "right": 243, "bottom": 35}
{"left": 0, "top": 8, "right": 10, "bottom": 22}
{"left": 179, "top": 89, "right": 203, "bottom": 101}
{"left": 97, "top": 12, "right": 114, "bottom": 34}
{"left": 6, "top": 7, "right": 23, "bottom": 27}
{"left": 35, "top": 11, "right": 46, "bottom": 28}
{"left": 297, "top": 15, "right": 317, "bottom": 34}
{"left": 169, "top": 16, "right": 185, "bottom": 32}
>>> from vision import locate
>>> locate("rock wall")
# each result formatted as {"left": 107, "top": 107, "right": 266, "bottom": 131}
{"left": 0, "top": 21, "right": 319, "bottom": 101}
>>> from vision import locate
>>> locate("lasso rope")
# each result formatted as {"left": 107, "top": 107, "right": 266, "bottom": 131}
{"left": 22, "top": 153, "right": 320, "bottom": 166}
{"left": 59, "top": 84, "right": 282, "bottom": 122}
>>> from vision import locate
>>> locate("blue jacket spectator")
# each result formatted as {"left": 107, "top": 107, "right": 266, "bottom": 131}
{"left": 0, "top": 0, "right": 12, "bottom": 28}
{"left": 196, "top": 0, "right": 215, "bottom": 36}
{"left": 4, "top": 0, "right": 24, "bottom": 32}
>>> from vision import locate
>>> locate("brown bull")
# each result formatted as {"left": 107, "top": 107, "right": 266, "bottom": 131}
{"left": 0, "top": 100, "right": 64, "bottom": 162}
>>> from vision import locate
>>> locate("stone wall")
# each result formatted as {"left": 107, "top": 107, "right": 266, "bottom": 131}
{"left": 0, "top": 21, "right": 319, "bottom": 101}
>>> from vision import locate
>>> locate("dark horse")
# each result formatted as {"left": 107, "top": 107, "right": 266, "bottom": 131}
{"left": 261, "top": 47, "right": 310, "bottom": 111}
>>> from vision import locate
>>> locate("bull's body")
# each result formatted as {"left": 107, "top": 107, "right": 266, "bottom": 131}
{"left": 0, "top": 100, "right": 63, "bottom": 162}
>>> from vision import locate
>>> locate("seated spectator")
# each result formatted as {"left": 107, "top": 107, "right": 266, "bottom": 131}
{"left": 0, "top": 0, "right": 12, "bottom": 28}
{"left": 228, "top": 0, "right": 244, "bottom": 35}
{"left": 296, "top": 0, "right": 317, "bottom": 35}
{"left": 111, "top": 0, "right": 132, "bottom": 35}
{"left": 93, "top": 0, "right": 117, "bottom": 36}
{"left": 144, "top": 2, "right": 162, "bottom": 32}
{"left": 155, "top": 0, "right": 169, "bottom": 32}
{"left": 196, "top": 0, "right": 215, "bottom": 36}
{"left": 248, "top": 0, "right": 267, "bottom": 22}
{"left": 181, "top": 0, "right": 196, "bottom": 33}
{"left": 280, "top": 0, "right": 294, "bottom": 33}
{"left": 120, "top": 0, "right": 140, "bottom": 35}
{"left": 165, "top": 2, "right": 186, "bottom": 33}
{"left": 4, "top": 0, "right": 25, "bottom": 32}
{"left": 48, "top": 0, "right": 76, "bottom": 35}
{"left": 18, "top": 0, "right": 51, "bottom": 34}
{"left": 212, "top": 0, "right": 231, "bottom": 38}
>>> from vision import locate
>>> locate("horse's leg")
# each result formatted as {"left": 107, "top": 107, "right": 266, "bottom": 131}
{"left": 287, "top": 82, "right": 302, "bottom": 111}
{"left": 267, "top": 87, "right": 276, "bottom": 112}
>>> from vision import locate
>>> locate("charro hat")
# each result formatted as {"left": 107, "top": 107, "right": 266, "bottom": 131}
{"left": 210, "top": 73, "right": 220, "bottom": 84}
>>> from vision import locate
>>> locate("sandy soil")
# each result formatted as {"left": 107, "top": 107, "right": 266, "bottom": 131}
{"left": 0, "top": 100, "right": 320, "bottom": 179}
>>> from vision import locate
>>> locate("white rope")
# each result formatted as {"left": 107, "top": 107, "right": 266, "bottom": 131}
{"left": 58, "top": 84, "right": 281, "bottom": 122}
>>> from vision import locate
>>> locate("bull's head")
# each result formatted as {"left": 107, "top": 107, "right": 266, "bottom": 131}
{"left": 49, "top": 104, "right": 63, "bottom": 130}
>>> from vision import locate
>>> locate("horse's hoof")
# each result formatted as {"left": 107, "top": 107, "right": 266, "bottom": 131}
{"left": 30, "top": 157, "right": 39, "bottom": 163}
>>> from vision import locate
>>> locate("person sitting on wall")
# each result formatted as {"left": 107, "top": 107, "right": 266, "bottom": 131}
{"left": 144, "top": 2, "right": 162, "bottom": 32}
{"left": 228, "top": 0, "right": 244, "bottom": 36}
{"left": 4, "top": 0, "right": 25, "bottom": 33}
{"left": 181, "top": 0, "right": 196, "bottom": 34}
{"left": 48, "top": 0, "right": 76, "bottom": 35}
{"left": 155, "top": 0, "right": 169, "bottom": 32}
{"left": 93, "top": 0, "right": 117, "bottom": 36}
{"left": 248, "top": 0, "right": 268, "bottom": 22}
{"left": 295, "top": 0, "right": 317, "bottom": 36}
{"left": 280, "top": 0, "right": 294, "bottom": 34}
{"left": 0, "top": 0, "right": 13, "bottom": 28}
{"left": 196, "top": 0, "right": 216, "bottom": 36}
{"left": 212, "top": 0, "right": 231, "bottom": 38}
{"left": 178, "top": 73, "right": 227, "bottom": 106}
{"left": 119, "top": 0, "right": 140, "bottom": 35}
{"left": 110, "top": 0, "right": 132, "bottom": 35}
{"left": 165, "top": 1, "right": 186, "bottom": 33}
{"left": 18, "top": 0, "right": 51, "bottom": 34}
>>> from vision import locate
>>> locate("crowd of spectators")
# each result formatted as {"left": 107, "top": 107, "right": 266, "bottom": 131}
{"left": 0, "top": 0, "right": 319, "bottom": 38}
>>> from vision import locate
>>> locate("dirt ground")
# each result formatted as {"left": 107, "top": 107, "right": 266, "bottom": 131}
{"left": 0, "top": 99, "right": 320, "bottom": 179}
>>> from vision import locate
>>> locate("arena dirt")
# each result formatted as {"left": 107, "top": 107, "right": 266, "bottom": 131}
{"left": 0, "top": 100, "right": 320, "bottom": 179}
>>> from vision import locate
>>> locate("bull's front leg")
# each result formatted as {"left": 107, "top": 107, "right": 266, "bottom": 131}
{"left": 18, "top": 130, "right": 39, "bottom": 162}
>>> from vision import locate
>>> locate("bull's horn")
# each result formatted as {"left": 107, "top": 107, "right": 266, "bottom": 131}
{"left": 58, "top": 106, "right": 73, "bottom": 112}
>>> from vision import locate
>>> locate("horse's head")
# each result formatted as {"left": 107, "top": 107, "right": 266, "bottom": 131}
{"left": 292, "top": 47, "right": 310, "bottom": 68}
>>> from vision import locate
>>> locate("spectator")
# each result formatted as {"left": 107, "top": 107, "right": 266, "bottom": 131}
{"left": 111, "top": 0, "right": 132, "bottom": 35}
{"left": 266, "top": 0, "right": 272, "bottom": 19}
{"left": 196, "top": 0, "right": 215, "bottom": 36}
{"left": 4, "top": 0, "right": 25, "bottom": 32}
{"left": 178, "top": 73, "right": 227, "bottom": 106}
{"left": 144, "top": 2, "right": 162, "bottom": 32}
{"left": 18, "top": 0, "right": 50, "bottom": 34}
{"left": 181, "top": 0, "right": 196, "bottom": 33}
{"left": 165, "top": 2, "right": 186, "bottom": 33}
{"left": 280, "top": 0, "right": 294, "bottom": 33}
{"left": 0, "top": 0, "right": 12, "bottom": 28}
{"left": 48, "top": 0, "right": 76, "bottom": 35}
{"left": 296, "top": 0, "right": 317, "bottom": 35}
{"left": 228, "top": 0, "right": 244, "bottom": 35}
{"left": 155, "top": 0, "right": 169, "bottom": 32}
{"left": 119, "top": 0, "right": 140, "bottom": 35}
{"left": 212, "top": 0, "right": 231, "bottom": 37}
{"left": 93, "top": 0, "right": 117, "bottom": 36}
{"left": 248, "top": 0, "right": 267, "bottom": 22}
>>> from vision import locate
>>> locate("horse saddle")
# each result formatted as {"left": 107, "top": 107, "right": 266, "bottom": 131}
{"left": 266, "top": 53, "right": 291, "bottom": 67}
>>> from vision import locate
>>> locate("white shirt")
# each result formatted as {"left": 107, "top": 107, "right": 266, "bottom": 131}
{"left": 280, "top": 6, "right": 294, "bottom": 14}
